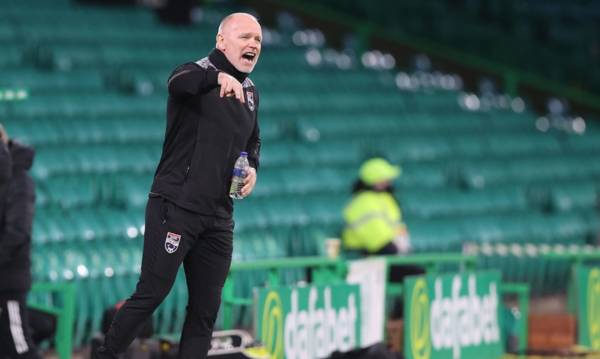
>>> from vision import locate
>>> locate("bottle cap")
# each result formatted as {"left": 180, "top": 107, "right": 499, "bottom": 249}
{"left": 240, "top": 151, "right": 248, "bottom": 156}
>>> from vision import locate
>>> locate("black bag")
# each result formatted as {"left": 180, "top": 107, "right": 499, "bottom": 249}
{"left": 328, "top": 343, "right": 403, "bottom": 359}
{"left": 28, "top": 307, "right": 57, "bottom": 345}
{"left": 159, "top": 330, "right": 265, "bottom": 359}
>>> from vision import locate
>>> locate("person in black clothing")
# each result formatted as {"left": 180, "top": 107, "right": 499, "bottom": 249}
{"left": 0, "top": 124, "right": 12, "bottom": 222}
{"left": 0, "top": 127, "right": 40, "bottom": 359}
{"left": 96, "top": 12, "right": 262, "bottom": 359}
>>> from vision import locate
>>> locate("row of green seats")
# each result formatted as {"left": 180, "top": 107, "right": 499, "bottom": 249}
{"left": 5, "top": 116, "right": 591, "bottom": 166}
{"left": 1, "top": 89, "right": 523, "bottom": 123}
{"left": 458, "top": 155, "right": 600, "bottom": 189}
{"left": 399, "top": 185, "right": 529, "bottom": 219}
{"left": 35, "top": 172, "right": 153, "bottom": 209}
{"left": 33, "top": 206, "right": 144, "bottom": 244}
{"left": 0, "top": 68, "right": 105, "bottom": 94}
{"left": 30, "top": 153, "right": 598, "bottom": 211}
{"left": 367, "top": 135, "right": 560, "bottom": 163}
{"left": 237, "top": 193, "right": 347, "bottom": 229}
{"left": 257, "top": 68, "right": 395, "bottom": 89}
{"left": 3, "top": 94, "right": 165, "bottom": 119}
{"left": 7, "top": 122, "right": 596, "bottom": 170}
{"left": 7, "top": 13, "right": 149, "bottom": 27}
{"left": 404, "top": 218, "right": 465, "bottom": 252}
{"left": 471, "top": 242, "right": 598, "bottom": 295}
{"left": 1, "top": 92, "right": 443, "bottom": 120}
{"left": 528, "top": 181, "right": 599, "bottom": 212}
{"left": 407, "top": 210, "right": 597, "bottom": 253}
{"left": 296, "top": 111, "right": 536, "bottom": 141}
{"left": 30, "top": 143, "right": 160, "bottom": 179}
{"left": 250, "top": 167, "right": 356, "bottom": 197}
{"left": 18, "top": 25, "right": 214, "bottom": 46}
{"left": 30, "top": 163, "right": 434, "bottom": 211}
{"left": 125, "top": 66, "right": 400, "bottom": 98}
{"left": 2, "top": 114, "right": 288, "bottom": 147}
{"left": 563, "top": 133, "right": 600, "bottom": 153}
{"left": 30, "top": 166, "right": 351, "bottom": 211}
{"left": 26, "top": 141, "right": 359, "bottom": 179}
{"left": 21, "top": 43, "right": 306, "bottom": 72}
{"left": 401, "top": 180, "right": 599, "bottom": 218}
{"left": 31, "top": 230, "right": 303, "bottom": 285}
{"left": 260, "top": 92, "right": 436, "bottom": 114}
{"left": 31, "top": 232, "right": 298, "bottom": 285}
{"left": 190, "top": 205, "right": 595, "bottom": 256}
{"left": 32, "top": 201, "right": 597, "bottom": 259}
{"left": 34, "top": 191, "right": 600, "bottom": 255}
{"left": 36, "top": 175, "right": 101, "bottom": 209}
{"left": 4, "top": 116, "right": 163, "bottom": 147}
{"left": 32, "top": 201, "right": 335, "bottom": 257}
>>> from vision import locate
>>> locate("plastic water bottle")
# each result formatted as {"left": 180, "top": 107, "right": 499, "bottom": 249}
{"left": 229, "top": 151, "right": 249, "bottom": 199}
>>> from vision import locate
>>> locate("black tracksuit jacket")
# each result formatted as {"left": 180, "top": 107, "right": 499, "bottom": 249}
{"left": 150, "top": 49, "right": 260, "bottom": 218}
{"left": 0, "top": 141, "right": 35, "bottom": 292}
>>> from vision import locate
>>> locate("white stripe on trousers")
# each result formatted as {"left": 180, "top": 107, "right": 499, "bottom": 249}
{"left": 7, "top": 300, "right": 29, "bottom": 354}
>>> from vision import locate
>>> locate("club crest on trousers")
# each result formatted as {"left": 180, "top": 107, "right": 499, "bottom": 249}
{"left": 165, "top": 232, "right": 181, "bottom": 254}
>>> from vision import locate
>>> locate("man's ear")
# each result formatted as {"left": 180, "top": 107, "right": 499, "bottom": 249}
{"left": 216, "top": 33, "right": 225, "bottom": 51}
{"left": 0, "top": 124, "right": 8, "bottom": 145}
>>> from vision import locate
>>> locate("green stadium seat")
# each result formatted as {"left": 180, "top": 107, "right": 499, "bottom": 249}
{"left": 298, "top": 141, "right": 363, "bottom": 166}
{"left": 303, "top": 193, "right": 347, "bottom": 226}
{"left": 395, "top": 161, "right": 448, "bottom": 188}
{"left": 406, "top": 218, "right": 464, "bottom": 252}
{"left": 565, "top": 134, "right": 600, "bottom": 153}
{"left": 487, "top": 112, "right": 536, "bottom": 132}
{"left": 380, "top": 136, "right": 453, "bottom": 162}
{"left": 487, "top": 134, "right": 562, "bottom": 157}
{"left": 0, "top": 45, "right": 22, "bottom": 67}
{"left": 39, "top": 175, "right": 99, "bottom": 209}
{"left": 112, "top": 173, "right": 153, "bottom": 209}
{"left": 462, "top": 214, "right": 530, "bottom": 243}
{"left": 258, "top": 141, "right": 298, "bottom": 168}
{"left": 550, "top": 182, "right": 598, "bottom": 211}
{"left": 525, "top": 213, "right": 589, "bottom": 244}
{"left": 448, "top": 135, "right": 489, "bottom": 159}
{"left": 459, "top": 160, "right": 510, "bottom": 188}
{"left": 260, "top": 197, "right": 309, "bottom": 227}
{"left": 0, "top": 69, "right": 104, "bottom": 94}
{"left": 233, "top": 199, "right": 269, "bottom": 231}
{"left": 400, "top": 186, "right": 528, "bottom": 219}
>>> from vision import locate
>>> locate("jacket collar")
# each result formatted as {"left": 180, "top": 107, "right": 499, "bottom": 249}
{"left": 208, "top": 48, "right": 248, "bottom": 83}
{"left": 9, "top": 140, "right": 34, "bottom": 171}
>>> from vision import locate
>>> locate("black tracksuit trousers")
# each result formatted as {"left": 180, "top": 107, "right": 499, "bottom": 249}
{"left": 99, "top": 195, "right": 233, "bottom": 359}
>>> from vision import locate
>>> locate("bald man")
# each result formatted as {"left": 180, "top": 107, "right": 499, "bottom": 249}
{"left": 95, "top": 13, "right": 262, "bottom": 359}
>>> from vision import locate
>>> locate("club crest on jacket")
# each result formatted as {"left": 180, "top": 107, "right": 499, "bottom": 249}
{"left": 246, "top": 91, "right": 255, "bottom": 111}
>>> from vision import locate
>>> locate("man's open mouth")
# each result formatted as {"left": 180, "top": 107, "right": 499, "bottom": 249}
{"left": 242, "top": 52, "right": 256, "bottom": 63}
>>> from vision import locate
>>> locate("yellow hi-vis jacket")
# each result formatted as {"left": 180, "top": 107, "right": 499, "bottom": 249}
{"left": 342, "top": 190, "right": 406, "bottom": 254}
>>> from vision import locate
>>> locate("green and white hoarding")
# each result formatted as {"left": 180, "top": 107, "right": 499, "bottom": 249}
{"left": 255, "top": 284, "right": 361, "bottom": 359}
{"left": 404, "top": 271, "right": 503, "bottom": 359}
{"left": 572, "top": 266, "right": 600, "bottom": 350}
